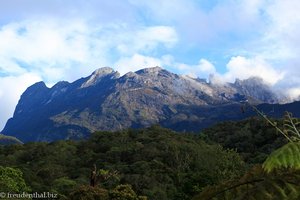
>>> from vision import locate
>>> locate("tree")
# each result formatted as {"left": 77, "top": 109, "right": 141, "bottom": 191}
{"left": 69, "top": 185, "right": 109, "bottom": 200}
{"left": 0, "top": 166, "right": 30, "bottom": 192}
{"left": 193, "top": 111, "right": 300, "bottom": 200}
{"left": 109, "top": 184, "right": 147, "bottom": 200}
{"left": 52, "top": 177, "right": 77, "bottom": 199}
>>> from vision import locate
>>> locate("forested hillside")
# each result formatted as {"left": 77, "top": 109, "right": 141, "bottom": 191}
{"left": 0, "top": 126, "right": 245, "bottom": 200}
{"left": 202, "top": 117, "right": 287, "bottom": 164}
{"left": 196, "top": 113, "right": 300, "bottom": 199}
{"left": 0, "top": 117, "right": 299, "bottom": 199}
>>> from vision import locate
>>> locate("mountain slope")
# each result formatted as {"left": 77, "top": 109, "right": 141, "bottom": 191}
{"left": 1, "top": 67, "right": 285, "bottom": 142}
{"left": 0, "top": 134, "right": 23, "bottom": 145}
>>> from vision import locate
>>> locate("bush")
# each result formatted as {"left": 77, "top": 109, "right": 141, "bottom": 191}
{"left": 69, "top": 185, "right": 109, "bottom": 200}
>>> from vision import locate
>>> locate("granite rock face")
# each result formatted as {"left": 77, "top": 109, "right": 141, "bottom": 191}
{"left": 1, "top": 67, "right": 282, "bottom": 142}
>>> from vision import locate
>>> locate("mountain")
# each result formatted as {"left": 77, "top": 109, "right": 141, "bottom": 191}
{"left": 231, "top": 77, "right": 279, "bottom": 103}
{"left": 1, "top": 67, "right": 289, "bottom": 142}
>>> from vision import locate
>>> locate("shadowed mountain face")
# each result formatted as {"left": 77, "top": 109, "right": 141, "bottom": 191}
{"left": 1, "top": 67, "right": 290, "bottom": 142}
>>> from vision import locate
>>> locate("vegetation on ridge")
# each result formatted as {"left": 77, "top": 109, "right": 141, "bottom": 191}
{"left": 0, "top": 134, "right": 23, "bottom": 145}
{"left": 195, "top": 111, "right": 300, "bottom": 199}
{"left": 0, "top": 126, "right": 245, "bottom": 200}
{"left": 1, "top": 110, "right": 300, "bottom": 199}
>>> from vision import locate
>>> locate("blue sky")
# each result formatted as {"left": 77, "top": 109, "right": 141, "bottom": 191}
{"left": 0, "top": 0, "right": 300, "bottom": 129}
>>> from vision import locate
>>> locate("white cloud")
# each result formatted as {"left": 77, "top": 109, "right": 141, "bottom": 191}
{"left": 252, "top": 0, "right": 300, "bottom": 60}
{"left": 128, "top": 0, "right": 300, "bottom": 91}
{"left": 266, "top": 0, "right": 300, "bottom": 38}
{"left": 0, "top": 19, "right": 178, "bottom": 81}
{"left": 170, "top": 58, "right": 216, "bottom": 79}
{"left": 116, "top": 25, "right": 178, "bottom": 55}
{"left": 0, "top": 19, "right": 107, "bottom": 82}
{"left": 287, "top": 87, "right": 300, "bottom": 100}
{"left": 0, "top": 18, "right": 179, "bottom": 130}
{"left": 114, "top": 54, "right": 164, "bottom": 75}
{"left": 197, "top": 59, "right": 216, "bottom": 75}
{"left": 130, "top": 0, "right": 266, "bottom": 45}
{"left": 0, "top": 73, "right": 41, "bottom": 130}
{"left": 223, "top": 56, "right": 285, "bottom": 85}
{"left": 1, "top": 0, "right": 300, "bottom": 130}
{"left": 226, "top": 0, "right": 300, "bottom": 89}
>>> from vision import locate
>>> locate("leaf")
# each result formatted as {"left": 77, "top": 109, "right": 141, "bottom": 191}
{"left": 193, "top": 166, "right": 300, "bottom": 200}
{"left": 263, "top": 142, "right": 300, "bottom": 173}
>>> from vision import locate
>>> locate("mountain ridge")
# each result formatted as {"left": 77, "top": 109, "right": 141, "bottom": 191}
{"left": 1, "top": 66, "right": 290, "bottom": 142}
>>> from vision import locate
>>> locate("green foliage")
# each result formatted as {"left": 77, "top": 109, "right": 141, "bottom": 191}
{"left": 263, "top": 142, "right": 300, "bottom": 173}
{"left": 69, "top": 184, "right": 147, "bottom": 200}
{"left": 282, "top": 112, "right": 300, "bottom": 141}
{"left": 193, "top": 166, "right": 300, "bottom": 200}
{"left": 194, "top": 108, "right": 300, "bottom": 200}
{"left": 202, "top": 117, "right": 287, "bottom": 164}
{"left": 261, "top": 112, "right": 300, "bottom": 173}
{"left": 0, "top": 166, "right": 30, "bottom": 192}
{"left": 0, "top": 126, "right": 245, "bottom": 200}
{"left": 109, "top": 184, "right": 147, "bottom": 200}
{"left": 52, "top": 177, "right": 77, "bottom": 199}
{"left": 97, "top": 169, "right": 120, "bottom": 189}
{"left": 69, "top": 185, "right": 109, "bottom": 200}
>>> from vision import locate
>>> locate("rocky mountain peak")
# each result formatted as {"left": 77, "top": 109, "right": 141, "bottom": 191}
{"left": 122, "top": 71, "right": 138, "bottom": 78}
{"left": 22, "top": 81, "right": 48, "bottom": 97}
{"left": 2, "top": 67, "right": 286, "bottom": 142}
{"left": 136, "top": 66, "right": 164, "bottom": 75}
{"left": 233, "top": 76, "right": 277, "bottom": 103}
{"left": 92, "top": 67, "right": 115, "bottom": 76}
{"left": 81, "top": 67, "right": 119, "bottom": 88}
{"left": 52, "top": 81, "right": 69, "bottom": 89}
{"left": 29, "top": 81, "right": 48, "bottom": 89}
{"left": 234, "top": 77, "right": 265, "bottom": 86}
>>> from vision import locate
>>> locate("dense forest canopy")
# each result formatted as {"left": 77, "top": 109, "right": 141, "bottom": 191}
{"left": 0, "top": 116, "right": 299, "bottom": 199}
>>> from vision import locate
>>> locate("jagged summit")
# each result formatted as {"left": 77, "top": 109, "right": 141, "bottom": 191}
{"left": 92, "top": 67, "right": 115, "bottom": 75}
{"left": 233, "top": 76, "right": 277, "bottom": 103}
{"left": 52, "top": 81, "right": 69, "bottom": 89}
{"left": 234, "top": 76, "right": 265, "bottom": 86}
{"left": 21, "top": 81, "right": 49, "bottom": 97}
{"left": 2, "top": 67, "right": 284, "bottom": 142}
{"left": 122, "top": 71, "right": 138, "bottom": 78}
{"left": 29, "top": 81, "right": 48, "bottom": 89}
{"left": 136, "top": 66, "right": 163, "bottom": 74}
{"left": 81, "top": 67, "right": 120, "bottom": 88}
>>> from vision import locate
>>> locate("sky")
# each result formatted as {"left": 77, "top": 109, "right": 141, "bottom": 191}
{"left": 0, "top": 0, "right": 300, "bottom": 130}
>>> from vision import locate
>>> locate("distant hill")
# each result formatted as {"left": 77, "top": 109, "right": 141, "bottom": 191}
{"left": 0, "top": 134, "right": 23, "bottom": 145}
{"left": 1, "top": 66, "right": 294, "bottom": 142}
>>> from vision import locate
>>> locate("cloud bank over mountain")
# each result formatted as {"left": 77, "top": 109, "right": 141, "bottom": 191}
{"left": 0, "top": 0, "right": 300, "bottom": 129}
